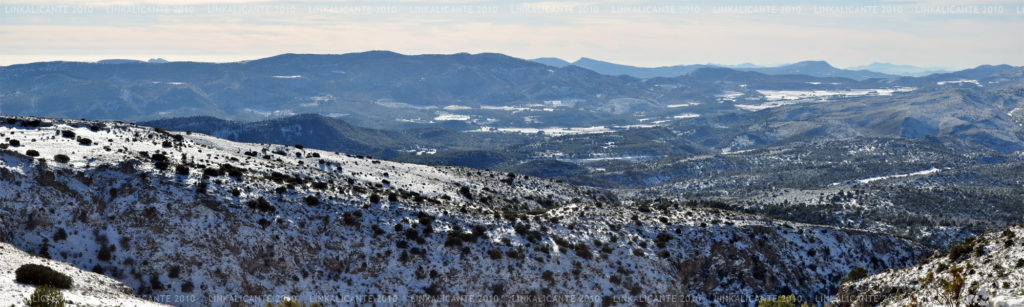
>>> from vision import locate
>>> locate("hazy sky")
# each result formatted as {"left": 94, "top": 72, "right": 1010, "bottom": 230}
{"left": 1, "top": 0, "right": 1022, "bottom": 69}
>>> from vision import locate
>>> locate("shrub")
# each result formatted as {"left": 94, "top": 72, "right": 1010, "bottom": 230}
{"left": 9, "top": 139, "right": 20, "bottom": 147}
{"left": 26, "top": 150, "right": 40, "bottom": 157}
{"left": 417, "top": 213, "right": 435, "bottom": 227}
{"left": 246, "top": 197, "right": 276, "bottom": 213}
{"left": 941, "top": 266, "right": 965, "bottom": 306}
{"left": 342, "top": 211, "right": 361, "bottom": 226}
{"left": 98, "top": 244, "right": 114, "bottom": 262}
{"left": 15, "top": 264, "right": 73, "bottom": 289}
{"left": 154, "top": 161, "right": 170, "bottom": 171}
{"left": 542, "top": 270, "right": 554, "bottom": 282}
{"left": 26, "top": 285, "right": 65, "bottom": 307}
{"left": 844, "top": 267, "right": 868, "bottom": 283}
{"left": 77, "top": 138, "right": 91, "bottom": 146}
{"left": 150, "top": 274, "right": 164, "bottom": 290}
{"left": 458, "top": 186, "right": 473, "bottom": 199}
{"left": 175, "top": 165, "right": 190, "bottom": 176}
{"left": 49, "top": 229, "right": 67, "bottom": 242}
{"left": 60, "top": 130, "right": 75, "bottom": 138}
{"left": 369, "top": 193, "right": 381, "bottom": 203}
{"left": 575, "top": 244, "right": 593, "bottom": 260}
{"left": 631, "top": 248, "right": 644, "bottom": 257}
{"left": 202, "top": 168, "right": 220, "bottom": 177}
{"left": 444, "top": 233, "right": 463, "bottom": 247}
{"left": 181, "top": 281, "right": 194, "bottom": 293}
{"left": 53, "top": 154, "right": 70, "bottom": 163}
{"left": 304, "top": 195, "right": 320, "bottom": 206}
{"left": 948, "top": 237, "right": 976, "bottom": 262}
{"left": 488, "top": 249, "right": 503, "bottom": 260}
{"left": 654, "top": 232, "right": 674, "bottom": 249}
{"left": 168, "top": 266, "right": 182, "bottom": 279}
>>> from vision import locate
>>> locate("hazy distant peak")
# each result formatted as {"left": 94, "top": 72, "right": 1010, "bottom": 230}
{"left": 97, "top": 59, "right": 144, "bottom": 64}
{"left": 532, "top": 57, "right": 573, "bottom": 67}
{"left": 848, "top": 62, "right": 951, "bottom": 76}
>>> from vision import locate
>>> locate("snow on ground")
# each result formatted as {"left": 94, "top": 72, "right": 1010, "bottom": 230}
{"left": 756, "top": 88, "right": 916, "bottom": 102}
{"left": 470, "top": 126, "right": 614, "bottom": 136}
{"left": 837, "top": 225, "right": 1024, "bottom": 306}
{"left": 0, "top": 242, "right": 166, "bottom": 307}
{"left": 0, "top": 116, "right": 933, "bottom": 306}
{"left": 442, "top": 105, "right": 473, "bottom": 111}
{"left": 736, "top": 87, "right": 916, "bottom": 111}
{"left": 938, "top": 79, "right": 981, "bottom": 86}
{"left": 856, "top": 167, "right": 945, "bottom": 184}
{"left": 673, "top": 113, "right": 700, "bottom": 119}
{"left": 432, "top": 113, "right": 471, "bottom": 121}
{"left": 1008, "top": 107, "right": 1024, "bottom": 117}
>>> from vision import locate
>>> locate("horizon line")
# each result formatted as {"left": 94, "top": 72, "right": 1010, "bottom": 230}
{"left": 0, "top": 51, "right": 980, "bottom": 71}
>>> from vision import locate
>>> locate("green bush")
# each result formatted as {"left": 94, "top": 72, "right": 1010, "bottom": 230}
{"left": 948, "top": 237, "right": 976, "bottom": 262}
{"left": 26, "top": 285, "right": 65, "bottom": 307}
{"left": 15, "top": 264, "right": 73, "bottom": 289}
{"left": 53, "top": 154, "right": 70, "bottom": 163}
{"left": 843, "top": 267, "right": 868, "bottom": 283}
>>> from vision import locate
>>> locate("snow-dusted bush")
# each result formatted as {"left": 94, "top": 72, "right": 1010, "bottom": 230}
{"left": 15, "top": 264, "right": 73, "bottom": 289}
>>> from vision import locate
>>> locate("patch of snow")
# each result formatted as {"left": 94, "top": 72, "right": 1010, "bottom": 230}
{"left": 856, "top": 167, "right": 945, "bottom": 184}
{"left": 443, "top": 105, "right": 473, "bottom": 111}
{"left": 433, "top": 113, "right": 471, "bottom": 121}
{"left": 937, "top": 79, "right": 981, "bottom": 86}
{"left": 471, "top": 126, "right": 613, "bottom": 136}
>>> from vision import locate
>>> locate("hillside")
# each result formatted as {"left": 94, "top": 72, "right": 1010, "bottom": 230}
{"left": 835, "top": 225, "right": 1024, "bottom": 306}
{"left": 1, "top": 242, "right": 164, "bottom": 306}
{"left": 141, "top": 114, "right": 533, "bottom": 160}
{"left": 0, "top": 116, "right": 932, "bottom": 306}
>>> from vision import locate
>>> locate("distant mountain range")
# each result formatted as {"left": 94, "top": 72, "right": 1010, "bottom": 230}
{"left": 532, "top": 57, "right": 900, "bottom": 80}
{"left": 848, "top": 62, "right": 949, "bottom": 77}
{"left": 0, "top": 51, "right": 1019, "bottom": 133}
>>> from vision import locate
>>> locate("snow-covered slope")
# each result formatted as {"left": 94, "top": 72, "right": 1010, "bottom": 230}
{"left": 835, "top": 225, "right": 1024, "bottom": 306}
{"left": 1, "top": 242, "right": 165, "bottom": 306}
{"left": 0, "top": 116, "right": 932, "bottom": 306}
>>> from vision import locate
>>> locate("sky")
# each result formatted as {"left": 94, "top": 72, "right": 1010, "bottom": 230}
{"left": 0, "top": 0, "right": 1022, "bottom": 69}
